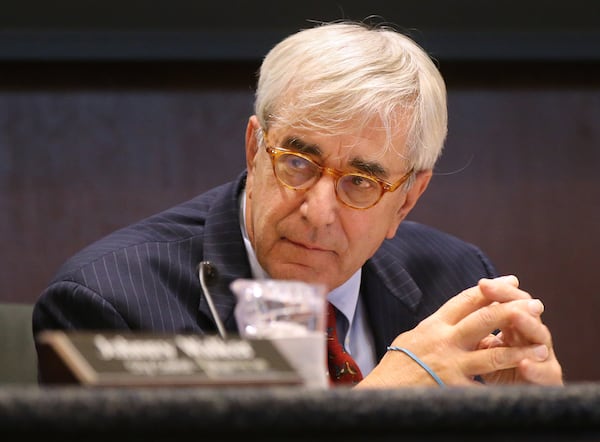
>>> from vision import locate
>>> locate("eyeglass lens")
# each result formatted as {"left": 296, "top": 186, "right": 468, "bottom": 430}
{"left": 275, "top": 152, "right": 382, "bottom": 208}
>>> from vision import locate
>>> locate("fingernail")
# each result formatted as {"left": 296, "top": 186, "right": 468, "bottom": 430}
{"left": 528, "top": 299, "right": 544, "bottom": 315}
{"left": 534, "top": 344, "right": 549, "bottom": 361}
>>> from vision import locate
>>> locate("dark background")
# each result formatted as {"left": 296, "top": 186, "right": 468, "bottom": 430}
{"left": 1, "top": 1, "right": 599, "bottom": 382}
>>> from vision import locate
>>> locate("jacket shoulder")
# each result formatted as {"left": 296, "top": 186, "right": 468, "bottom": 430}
{"left": 53, "top": 179, "right": 239, "bottom": 281}
{"left": 383, "top": 220, "right": 497, "bottom": 279}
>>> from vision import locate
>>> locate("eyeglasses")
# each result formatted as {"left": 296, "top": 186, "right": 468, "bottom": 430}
{"left": 264, "top": 138, "right": 414, "bottom": 210}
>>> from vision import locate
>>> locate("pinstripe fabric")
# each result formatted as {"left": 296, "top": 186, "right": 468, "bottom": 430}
{"left": 33, "top": 174, "right": 251, "bottom": 336}
{"left": 33, "top": 171, "right": 497, "bottom": 361}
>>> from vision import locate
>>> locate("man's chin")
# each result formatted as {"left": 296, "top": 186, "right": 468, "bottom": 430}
{"left": 267, "top": 262, "right": 332, "bottom": 288}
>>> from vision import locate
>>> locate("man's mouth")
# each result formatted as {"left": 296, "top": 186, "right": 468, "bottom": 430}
{"left": 284, "top": 238, "right": 332, "bottom": 253}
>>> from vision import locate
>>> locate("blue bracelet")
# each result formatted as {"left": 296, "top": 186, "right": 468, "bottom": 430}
{"left": 386, "top": 346, "right": 445, "bottom": 387}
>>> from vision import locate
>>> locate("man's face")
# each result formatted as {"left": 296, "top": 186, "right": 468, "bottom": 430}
{"left": 244, "top": 116, "right": 431, "bottom": 292}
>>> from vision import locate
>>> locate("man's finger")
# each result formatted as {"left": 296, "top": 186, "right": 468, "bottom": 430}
{"left": 436, "top": 275, "right": 529, "bottom": 325}
{"left": 478, "top": 276, "right": 532, "bottom": 303}
{"left": 516, "top": 357, "right": 564, "bottom": 385}
{"left": 461, "top": 344, "right": 550, "bottom": 376}
{"left": 456, "top": 298, "right": 548, "bottom": 349}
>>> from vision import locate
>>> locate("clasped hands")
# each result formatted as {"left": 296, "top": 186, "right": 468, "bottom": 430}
{"left": 359, "top": 275, "right": 563, "bottom": 388}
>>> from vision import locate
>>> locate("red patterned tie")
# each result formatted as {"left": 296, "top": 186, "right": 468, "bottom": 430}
{"left": 327, "top": 302, "right": 363, "bottom": 385}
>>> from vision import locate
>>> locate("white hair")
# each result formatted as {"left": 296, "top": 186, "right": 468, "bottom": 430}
{"left": 254, "top": 21, "right": 448, "bottom": 171}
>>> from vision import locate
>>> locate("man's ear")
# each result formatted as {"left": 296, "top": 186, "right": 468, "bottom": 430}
{"left": 244, "top": 115, "right": 262, "bottom": 201}
{"left": 386, "top": 170, "right": 432, "bottom": 238}
{"left": 245, "top": 115, "right": 261, "bottom": 171}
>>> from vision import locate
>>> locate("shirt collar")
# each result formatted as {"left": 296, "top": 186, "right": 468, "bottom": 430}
{"left": 239, "top": 189, "right": 269, "bottom": 279}
{"left": 326, "top": 268, "right": 361, "bottom": 327}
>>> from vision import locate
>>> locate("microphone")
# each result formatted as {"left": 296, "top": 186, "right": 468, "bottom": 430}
{"left": 198, "top": 261, "right": 227, "bottom": 339}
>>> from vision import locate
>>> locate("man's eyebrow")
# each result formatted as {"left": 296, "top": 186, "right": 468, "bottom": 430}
{"left": 280, "top": 136, "right": 389, "bottom": 179}
{"left": 281, "top": 137, "right": 322, "bottom": 156}
{"left": 350, "top": 158, "right": 388, "bottom": 179}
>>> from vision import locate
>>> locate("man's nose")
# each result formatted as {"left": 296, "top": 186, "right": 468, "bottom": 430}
{"left": 299, "top": 175, "right": 338, "bottom": 227}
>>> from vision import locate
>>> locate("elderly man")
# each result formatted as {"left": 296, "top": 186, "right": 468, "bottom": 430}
{"left": 33, "top": 21, "right": 562, "bottom": 387}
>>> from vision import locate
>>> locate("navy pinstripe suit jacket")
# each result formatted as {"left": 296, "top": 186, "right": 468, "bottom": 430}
{"left": 33, "top": 172, "right": 497, "bottom": 363}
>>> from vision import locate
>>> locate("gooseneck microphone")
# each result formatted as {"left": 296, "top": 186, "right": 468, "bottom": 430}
{"left": 198, "top": 261, "right": 227, "bottom": 339}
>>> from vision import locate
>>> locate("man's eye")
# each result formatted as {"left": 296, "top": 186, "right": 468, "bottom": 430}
{"left": 348, "top": 175, "right": 377, "bottom": 189}
{"left": 283, "top": 154, "right": 312, "bottom": 171}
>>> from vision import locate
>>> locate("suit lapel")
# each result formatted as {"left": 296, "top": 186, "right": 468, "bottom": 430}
{"left": 198, "top": 173, "right": 252, "bottom": 331}
{"left": 361, "top": 240, "right": 424, "bottom": 360}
